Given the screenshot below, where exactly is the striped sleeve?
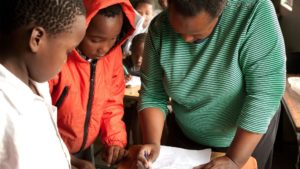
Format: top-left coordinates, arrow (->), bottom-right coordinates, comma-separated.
238,0 -> 286,133
137,16 -> 169,117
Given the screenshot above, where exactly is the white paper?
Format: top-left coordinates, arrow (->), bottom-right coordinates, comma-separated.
126,75 -> 141,87
152,146 -> 211,169
288,77 -> 300,96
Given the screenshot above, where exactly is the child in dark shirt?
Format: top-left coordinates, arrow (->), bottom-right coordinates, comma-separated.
123,33 -> 147,77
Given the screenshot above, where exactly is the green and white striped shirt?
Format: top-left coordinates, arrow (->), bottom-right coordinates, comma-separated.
138,0 -> 286,147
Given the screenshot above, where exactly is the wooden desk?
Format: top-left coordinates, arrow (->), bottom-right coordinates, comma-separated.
124,86 -> 141,145
118,146 -> 257,169
282,75 -> 300,169
124,86 -> 140,101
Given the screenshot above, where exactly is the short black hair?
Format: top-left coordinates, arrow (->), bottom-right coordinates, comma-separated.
131,33 -> 147,50
133,0 -> 154,9
168,0 -> 226,18
98,4 -> 123,17
158,0 -> 168,9
0,0 -> 86,35
98,4 -> 131,45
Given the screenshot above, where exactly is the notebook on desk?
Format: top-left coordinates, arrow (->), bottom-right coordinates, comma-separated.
288,77 -> 300,96
126,76 -> 141,87
151,146 -> 211,169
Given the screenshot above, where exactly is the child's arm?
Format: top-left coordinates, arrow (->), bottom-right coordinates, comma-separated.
100,52 -> 128,165
102,146 -> 128,167
71,155 -> 95,169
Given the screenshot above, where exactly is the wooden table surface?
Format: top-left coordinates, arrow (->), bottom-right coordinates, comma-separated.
124,86 -> 140,100
282,75 -> 300,168
283,75 -> 300,131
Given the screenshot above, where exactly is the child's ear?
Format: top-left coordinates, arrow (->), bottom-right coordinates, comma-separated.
29,27 -> 46,53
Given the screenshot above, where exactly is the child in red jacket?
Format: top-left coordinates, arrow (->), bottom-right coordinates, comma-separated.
49,0 -> 135,167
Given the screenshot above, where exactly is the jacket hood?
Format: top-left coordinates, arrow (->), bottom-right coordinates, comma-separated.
83,0 -> 136,46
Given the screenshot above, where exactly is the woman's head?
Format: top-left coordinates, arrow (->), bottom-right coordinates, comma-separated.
130,33 -> 147,68
0,0 -> 87,82
167,0 -> 226,43
167,0 -> 226,18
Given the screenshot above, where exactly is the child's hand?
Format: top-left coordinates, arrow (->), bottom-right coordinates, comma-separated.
125,74 -> 132,83
102,146 -> 128,167
71,155 -> 95,169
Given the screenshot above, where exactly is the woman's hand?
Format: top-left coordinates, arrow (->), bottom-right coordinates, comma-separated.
136,144 -> 160,169
193,155 -> 239,169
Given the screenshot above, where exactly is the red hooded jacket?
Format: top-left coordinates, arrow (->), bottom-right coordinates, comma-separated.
49,0 -> 135,153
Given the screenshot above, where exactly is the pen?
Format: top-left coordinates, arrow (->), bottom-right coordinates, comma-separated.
136,151 -> 151,169
144,151 -> 150,169
123,65 -> 130,76
144,151 -> 149,160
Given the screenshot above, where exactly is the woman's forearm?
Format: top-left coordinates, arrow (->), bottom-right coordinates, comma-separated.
226,128 -> 263,167
139,108 -> 165,145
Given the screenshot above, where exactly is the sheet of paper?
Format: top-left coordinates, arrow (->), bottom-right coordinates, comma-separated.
288,77 -> 300,96
152,146 -> 211,169
126,75 -> 141,87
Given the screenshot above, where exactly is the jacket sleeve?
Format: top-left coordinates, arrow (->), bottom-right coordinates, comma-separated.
100,50 -> 127,148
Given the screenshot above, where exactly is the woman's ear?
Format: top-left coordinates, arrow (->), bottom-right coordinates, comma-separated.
29,27 -> 46,53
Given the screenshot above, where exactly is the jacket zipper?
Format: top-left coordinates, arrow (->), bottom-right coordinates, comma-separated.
55,86 -> 69,108
78,60 -> 97,153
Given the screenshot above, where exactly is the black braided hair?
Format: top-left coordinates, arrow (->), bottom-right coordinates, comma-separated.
131,33 -> 147,51
97,4 -> 131,44
168,0 -> 227,18
98,4 -> 123,17
0,0 -> 86,35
